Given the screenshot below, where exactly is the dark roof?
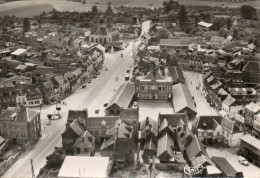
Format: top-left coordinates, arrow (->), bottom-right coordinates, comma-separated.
223,94 -> 236,106
156,132 -> 175,158
0,106 -> 39,122
43,81 -> 54,90
168,66 -> 186,84
120,108 -> 139,121
196,115 -> 223,130
242,61 -> 260,73
69,120 -> 84,136
212,156 -> 237,177
90,26 -> 108,36
143,70 -> 165,80
186,135 -> 206,159
158,113 -> 188,127
85,116 -> 120,129
191,154 -> 215,167
106,83 -> 135,109
67,110 -> 87,124
172,84 -> 197,114
144,137 -> 156,151
140,116 -> 158,131
160,38 -> 197,47
73,130 -> 94,148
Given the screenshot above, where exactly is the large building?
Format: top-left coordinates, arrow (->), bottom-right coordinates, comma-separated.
89,2 -> 117,44
0,105 -> 41,145
135,63 -> 172,100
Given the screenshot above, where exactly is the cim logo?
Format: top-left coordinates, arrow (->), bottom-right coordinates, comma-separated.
184,164 -> 205,176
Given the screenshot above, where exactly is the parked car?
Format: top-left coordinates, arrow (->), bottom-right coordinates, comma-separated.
126,70 -> 130,73
103,103 -> 108,107
88,80 -> 92,83
82,85 -> 86,88
95,109 -> 100,114
239,156 -> 249,166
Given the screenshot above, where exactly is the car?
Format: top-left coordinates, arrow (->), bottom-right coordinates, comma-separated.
82,85 -> 86,88
103,103 -> 108,107
88,80 -> 92,83
95,109 -> 100,114
121,53 -> 123,57
93,75 -> 97,78
105,68 -> 108,71
238,156 -> 249,166
126,70 -> 130,73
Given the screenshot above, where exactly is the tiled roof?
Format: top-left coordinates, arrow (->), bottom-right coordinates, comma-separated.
69,120 -> 84,136
223,95 -> 236,106
120,108 -> 139,121
168,66 -> 186,84
196,115 -> 223,131
73,130 -> 94,148
212,156 -> 237,177
221,117 -> 240,134
143,70 -> 164,80
172,84 -> 197,114
43,81 -> 54,90
191,154 -> 215,167
217,88 -> 228,96
144,137 -> 156,151
186,135 -> 206,159
106,83 -> 135,109
140,116 -> 158,131
158,113 -> 188,127
67,110 -> 87,124
0,106 -> 39,122
242,61 -> 260,73
156,132 -> 175,158
90,26 -> 108,36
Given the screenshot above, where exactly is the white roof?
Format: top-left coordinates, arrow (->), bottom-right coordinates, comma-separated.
241,134 -> 260,149
245,102 -> 260,113
206,165 -> 222,175
198,21 -> 213,28
11,48 -> 27,56
58,156 -> 110,178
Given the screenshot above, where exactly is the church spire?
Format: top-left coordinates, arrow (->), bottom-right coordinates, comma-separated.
106,1 -> 113,29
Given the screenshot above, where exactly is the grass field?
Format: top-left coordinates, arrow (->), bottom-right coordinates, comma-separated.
0,3 -> 53,17
0,0 -> 259,17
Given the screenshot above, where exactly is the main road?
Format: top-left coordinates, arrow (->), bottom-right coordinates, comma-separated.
3,42 -> 135,178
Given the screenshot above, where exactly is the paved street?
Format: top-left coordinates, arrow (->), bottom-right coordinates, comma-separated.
3,42 -> 134,178
183,71 -> 218,116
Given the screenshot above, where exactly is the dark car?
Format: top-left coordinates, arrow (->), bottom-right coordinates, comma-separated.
88,80 -> 92,83
103,103 -> 108,107
82,85 -> 86,88
121,53 -> 123,57
95,109 -> 100,114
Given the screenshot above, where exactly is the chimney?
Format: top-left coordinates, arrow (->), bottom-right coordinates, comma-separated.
146,117 -> 149,126
83,108 -> 88,129
20,104 -> 26,113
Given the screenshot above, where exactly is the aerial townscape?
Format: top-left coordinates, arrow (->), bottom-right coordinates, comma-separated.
0,0 -> 260,177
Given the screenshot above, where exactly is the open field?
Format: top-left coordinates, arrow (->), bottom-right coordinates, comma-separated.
0,3 -> 53,17
0,0 -> 259,17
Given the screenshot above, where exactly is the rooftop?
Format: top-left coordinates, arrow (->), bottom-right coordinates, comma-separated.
240,134 -> 260,150
58,156 -> 110,178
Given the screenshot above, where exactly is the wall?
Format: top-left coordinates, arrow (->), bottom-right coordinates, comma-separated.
0,152 -> 21,177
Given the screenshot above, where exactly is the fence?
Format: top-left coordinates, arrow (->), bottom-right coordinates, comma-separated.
0,152 -> 21,177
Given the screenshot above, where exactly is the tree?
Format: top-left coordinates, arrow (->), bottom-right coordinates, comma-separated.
233,28 -> 238,39
240,5 -> 257,20
226,18 -> 232,30
163,0 -> 177,14
23,18 -> 30,33
92,5 -> 98,13
157,29 -> 170,39
177,5 -> 187,28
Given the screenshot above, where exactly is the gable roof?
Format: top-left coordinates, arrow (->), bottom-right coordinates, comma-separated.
160,39 -> 197,47
168,66 -> 186,84
212,156 -> 237,177
69,120 -> 84,136
11,48 -> 27,56
245,102 -> 260,113
85,116 -> 120,129
73,130 -> 94,148
242,61 -> 260,73
106,83 -> 135,109
172,83 -> 197,114
43,81 -> 54,90
186,135 -> 206,159
191,154 -> 215,167
67,110 -> 87,124
196,115 -> 223,131
198,21 -> 213,28
156,132 -> 175,158
0,106 -> 39,122
140,116 -> 158,131
143,70 -> 165,80
223,95 -> 236,106
90,26 -> 108,36
158,113 -> 188,127
222,117 -> 240,134
144,137 -> 156,151
217,88 -> 228,96
240,134 -> 260,150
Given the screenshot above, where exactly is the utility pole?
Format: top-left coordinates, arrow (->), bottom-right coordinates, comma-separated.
30,159 -> 35,178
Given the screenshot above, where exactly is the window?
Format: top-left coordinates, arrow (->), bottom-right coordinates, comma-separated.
217,132 -> 219,136
159,87 -> 161,91
162,87 -> 165,91
141,86 -> 144,91
208,133 -> 213,136
227,133 -> 229,137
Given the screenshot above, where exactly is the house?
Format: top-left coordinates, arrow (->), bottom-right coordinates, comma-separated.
51,75 -> 65,95
198,21 -> 213,30
100,119 -> 135,167
211,156 -> 238,177
106,83 -> 135,115
0,48 -> 11,58
157,131 -> 176,163
58,156 -> 112,178
73,130 -> 95,156
242,61 -> 260,84
253,113 -> 260,138
168,66 -> 186,85
23,84 -> 43,107
193,115 -> 223,144
67,109 -> 88,127
135,63 -> 172,100
222,94 -> 236,113
239,134 -> 260,166
172,83 -> 197,119
159,38 -> 197,51
244,102 -> 260,136
11,48 -> 27,60
62,120 -> 84,153
222,117 -> 243,147
41,81 -> 59,104
0,105 -> 41,145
